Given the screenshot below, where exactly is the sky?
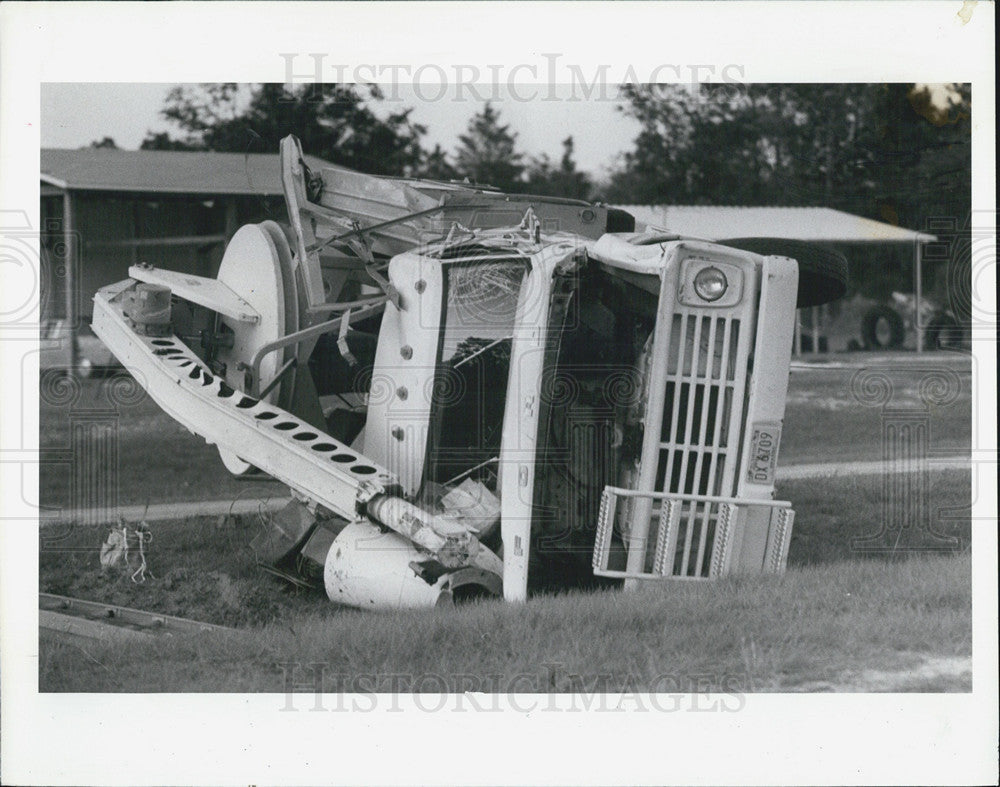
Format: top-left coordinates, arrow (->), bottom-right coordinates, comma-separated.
40,83 -> 643,180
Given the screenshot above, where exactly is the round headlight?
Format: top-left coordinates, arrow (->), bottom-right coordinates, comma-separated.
693,267 -> 728,302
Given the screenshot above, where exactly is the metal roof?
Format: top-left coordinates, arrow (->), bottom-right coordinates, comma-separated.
615,205 -> 937,244
40,148 -> 337,196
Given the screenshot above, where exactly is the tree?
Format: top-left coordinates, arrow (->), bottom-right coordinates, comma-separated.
605,82 -> 972,321
416,143 -> 459,181
862,83 -> 971,228
141,83 -> 427,176
524,136 -> 593,200
139,132 -> 202,151
605,83 -> 969,217
453,103 -> 525,191
602,85 -> 706,204
605,83 -> 822,205
87,136 -> 118,149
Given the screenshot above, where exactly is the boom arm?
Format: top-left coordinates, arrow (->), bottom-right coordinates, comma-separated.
92,282 -> 482,568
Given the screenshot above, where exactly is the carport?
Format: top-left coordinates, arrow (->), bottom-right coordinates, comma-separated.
40,148 -> 334,372
615,205 -> 938,353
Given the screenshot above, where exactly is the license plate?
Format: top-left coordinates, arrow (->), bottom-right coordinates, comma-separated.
747,423 -> 781,485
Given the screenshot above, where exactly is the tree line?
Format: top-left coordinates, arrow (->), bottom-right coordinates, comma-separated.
96,82 -> 971,242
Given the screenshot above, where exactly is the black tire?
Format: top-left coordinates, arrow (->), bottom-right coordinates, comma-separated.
926,313 -> 967,350
862,305 -> 905,350
717,237 -> 849,308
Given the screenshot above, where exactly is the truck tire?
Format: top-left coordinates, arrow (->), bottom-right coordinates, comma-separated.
717,237 -> 849,308
862,305 -> 905,349
926,313 -> 966,350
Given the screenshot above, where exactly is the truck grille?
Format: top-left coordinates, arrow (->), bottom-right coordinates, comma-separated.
600,298 -> 755,580
653,311 -> 749,576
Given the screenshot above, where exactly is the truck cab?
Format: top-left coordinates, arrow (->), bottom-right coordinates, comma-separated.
92,135 -> 813,609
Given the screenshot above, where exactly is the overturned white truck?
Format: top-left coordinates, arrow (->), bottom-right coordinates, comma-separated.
92,135 -> 847,608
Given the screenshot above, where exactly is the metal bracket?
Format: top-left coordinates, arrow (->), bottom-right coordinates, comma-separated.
337,309 -> 358,367
248,295 -> 387,390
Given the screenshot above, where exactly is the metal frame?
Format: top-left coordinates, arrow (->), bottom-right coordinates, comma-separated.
247,296 -> 387,394
621,242 -> 758,589
92,286 -> 393,524
593,486 -> 793,581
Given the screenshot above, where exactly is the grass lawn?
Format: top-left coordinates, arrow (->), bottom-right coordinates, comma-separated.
38,358 -> 972,510
37,355 -> 973,692
39,470 -> 972,692
39,362 -> 972,507
39,374 -> 279,508
780,359 -> 972,464
39,555 -> 971,693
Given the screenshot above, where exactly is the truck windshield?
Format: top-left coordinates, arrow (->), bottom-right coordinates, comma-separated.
422,259 -> 527,496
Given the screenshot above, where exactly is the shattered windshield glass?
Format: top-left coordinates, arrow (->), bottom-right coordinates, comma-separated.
423,259 -> 527,497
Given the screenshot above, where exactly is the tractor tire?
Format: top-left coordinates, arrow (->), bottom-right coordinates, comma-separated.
925,313 -> 967,350
862,305 -> 905,350
717,237 -> 849,308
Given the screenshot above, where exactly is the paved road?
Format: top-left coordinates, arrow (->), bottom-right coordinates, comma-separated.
790,351 -> 972,370
777,457 -> 972,479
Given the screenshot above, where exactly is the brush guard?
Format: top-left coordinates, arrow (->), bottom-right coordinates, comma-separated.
592,486 -> 794,580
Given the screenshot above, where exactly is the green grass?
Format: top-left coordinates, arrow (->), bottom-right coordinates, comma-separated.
38,360 -> 972,509
781,468 -> 971,565
781,364 -> 972,464
39,376 -> 276,508
39,555 -> 970,693
38,358 -> 973,692
39,471 -> 972,692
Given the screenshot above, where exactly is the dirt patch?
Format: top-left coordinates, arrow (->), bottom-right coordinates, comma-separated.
39,515 -> 341,627
42,563 -> 289,627
784,654 -> 971,692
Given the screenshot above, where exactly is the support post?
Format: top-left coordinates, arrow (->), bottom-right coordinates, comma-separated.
129,198 -> 138,267
913,240 -> 924,353
63,190 -> 77,375
225,199 -> 238,241
811,305 -> 820,355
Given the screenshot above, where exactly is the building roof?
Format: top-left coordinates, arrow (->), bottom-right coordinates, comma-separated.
40,148 -> 337,196
615,205 -> 937,244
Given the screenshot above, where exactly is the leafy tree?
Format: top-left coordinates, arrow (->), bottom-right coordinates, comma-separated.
416,143 -> 460,181
453,103 -> 525,191
524,136 -> 593,200
863,83 -> 970,228
141,83 -> 427,176
605,83 -> 970,219
139,132 -> 202,151
602,85 -> 705,204
604,83 -> 831,205
87,136 -> 118,149
605,82 -> 972,320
